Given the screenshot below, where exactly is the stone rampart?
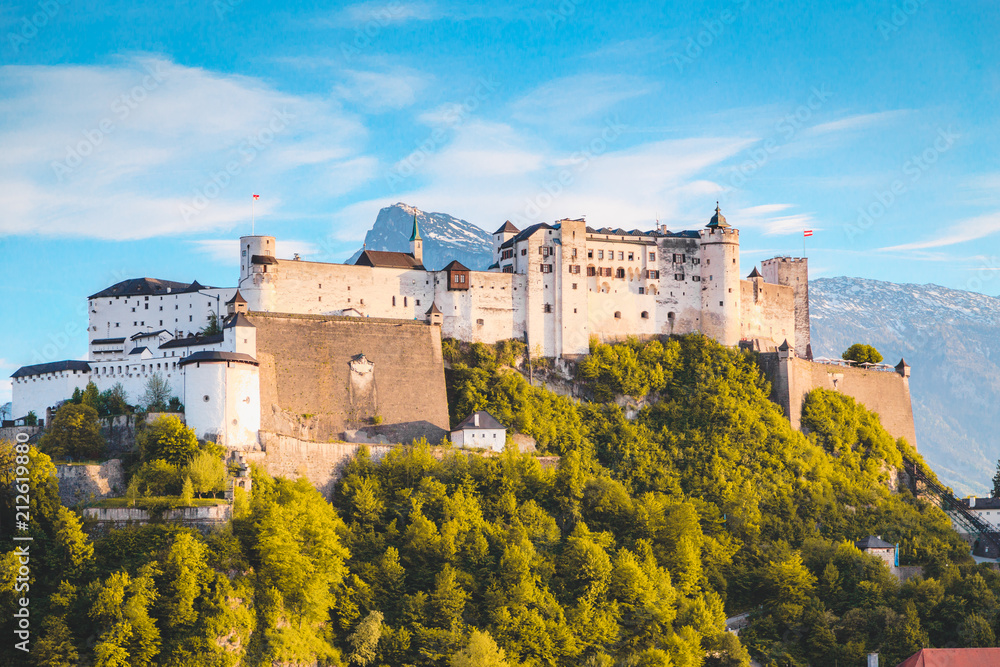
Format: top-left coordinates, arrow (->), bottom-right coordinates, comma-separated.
760,354 -> 917,448
250,312 -> 449,443
56,459 -> 125,505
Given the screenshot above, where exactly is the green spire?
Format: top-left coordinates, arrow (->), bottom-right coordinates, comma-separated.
409,212 -> 422,241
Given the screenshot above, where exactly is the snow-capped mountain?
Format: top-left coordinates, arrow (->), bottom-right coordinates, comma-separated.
348,203 -> 494,271
811,277 -> 1000,496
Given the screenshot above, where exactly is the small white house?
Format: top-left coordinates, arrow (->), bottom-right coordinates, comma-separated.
451,411 -> 506,452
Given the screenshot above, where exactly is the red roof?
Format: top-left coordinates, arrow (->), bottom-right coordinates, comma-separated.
897,648 -> 1000,667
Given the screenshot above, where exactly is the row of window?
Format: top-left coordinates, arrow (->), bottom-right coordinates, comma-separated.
586,249 -> 655,262
583,267 -> 661,279
390,297 -> 422,307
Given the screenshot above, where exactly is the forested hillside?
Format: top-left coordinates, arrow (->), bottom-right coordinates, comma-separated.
1,335 -> 996,666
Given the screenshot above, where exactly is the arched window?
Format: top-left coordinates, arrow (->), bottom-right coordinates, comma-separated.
640,311 -> 649,319
615,267 -> 625,279
614,311 -> 622,319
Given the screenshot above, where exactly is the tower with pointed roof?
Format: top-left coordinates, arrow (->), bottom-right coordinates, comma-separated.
409,213 -> 423,265
491,220 -> 519,267
699,204 -> 742,346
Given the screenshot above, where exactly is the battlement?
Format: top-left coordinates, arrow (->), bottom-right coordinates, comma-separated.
762,256 -> 807,264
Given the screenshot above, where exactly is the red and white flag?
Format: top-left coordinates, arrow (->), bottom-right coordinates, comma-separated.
803,229 -> 813,237
253,194 -> 260,200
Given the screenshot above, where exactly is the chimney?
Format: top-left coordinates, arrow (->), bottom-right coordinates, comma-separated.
473,413 -> 480,427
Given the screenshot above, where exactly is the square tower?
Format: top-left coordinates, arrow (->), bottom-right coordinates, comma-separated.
761,257 -> 810,353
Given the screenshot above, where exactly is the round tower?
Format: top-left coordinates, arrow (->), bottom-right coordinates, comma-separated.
699,205 -> 742,346
239,235 -> 277,312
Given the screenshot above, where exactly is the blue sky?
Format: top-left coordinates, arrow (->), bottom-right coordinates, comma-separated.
1,0 -> 999,404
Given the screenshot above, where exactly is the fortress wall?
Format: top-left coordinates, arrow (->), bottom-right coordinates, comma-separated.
438,270 -> 525,345
740,280 -> 796,351
761,354 -> 917,448
250,312 -> 450,443
263,260 -> 435,319
256,431 -> 396,497
56,459 -> 125,505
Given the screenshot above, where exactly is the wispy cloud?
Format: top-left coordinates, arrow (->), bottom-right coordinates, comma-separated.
0,57 -> 371,240
880,212 -> 1000,251
734,204 -> 819,236
333,68 -> 429,111
802,110 -> 911,137
510,74 -> 658,128
328,1 -> 437,27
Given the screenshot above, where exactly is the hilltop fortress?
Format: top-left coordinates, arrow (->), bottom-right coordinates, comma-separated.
10,205 -> 916,454
241,206 -> 809,358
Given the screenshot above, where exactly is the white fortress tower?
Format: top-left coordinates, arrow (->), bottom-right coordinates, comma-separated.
239,235 -> 278,312
699,205 -> 742,346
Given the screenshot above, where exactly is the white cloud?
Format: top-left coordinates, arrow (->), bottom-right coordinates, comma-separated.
0,57 -> 370,240
510,74 -> 658,128
334,68 -> 429,111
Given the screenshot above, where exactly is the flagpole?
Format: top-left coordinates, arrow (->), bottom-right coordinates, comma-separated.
252,195 -> 255,236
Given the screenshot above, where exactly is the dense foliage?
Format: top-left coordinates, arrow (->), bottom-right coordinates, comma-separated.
38,402 -> 106,461
0,335 -> 993,666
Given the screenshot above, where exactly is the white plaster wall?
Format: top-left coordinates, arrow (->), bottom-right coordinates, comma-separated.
182,360 -> 259,448
11,370 -> 89,422
89,288 -> 234,346
452,427 -> 506,451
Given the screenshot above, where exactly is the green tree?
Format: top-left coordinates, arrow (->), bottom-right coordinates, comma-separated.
200,312 -> 222,336
39,403 -> 105,460
450,630 -> 510,667
133,459 -> 183,496
24,410 -> 38,426
180,476 -> 194,504
184,450 -> 225,497
101,383 -> 131,416
842,343 -> 884,364
141,373 -> 172,412
347,610 -> 383,665
139,415 -> 199,465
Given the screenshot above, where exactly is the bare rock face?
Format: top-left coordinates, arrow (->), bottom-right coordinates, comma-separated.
347,202 -> 493,270
811,276 -> 1000,496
